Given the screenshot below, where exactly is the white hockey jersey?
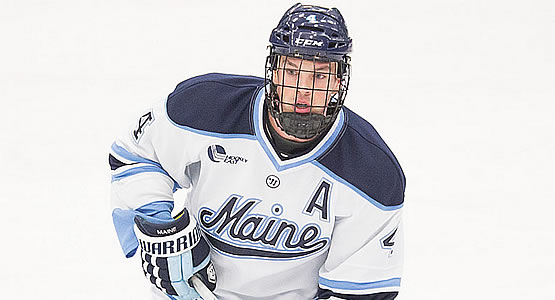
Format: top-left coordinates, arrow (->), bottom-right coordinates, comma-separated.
110,73 -> 406,300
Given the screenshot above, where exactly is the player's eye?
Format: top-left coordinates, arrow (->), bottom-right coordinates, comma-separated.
315,72 -> 328,80
285,68 -> 298,76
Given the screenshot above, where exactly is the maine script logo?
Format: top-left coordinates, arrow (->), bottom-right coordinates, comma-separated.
199,195 -> 329,259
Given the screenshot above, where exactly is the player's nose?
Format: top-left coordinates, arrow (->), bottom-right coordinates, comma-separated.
297,73 -> 314,95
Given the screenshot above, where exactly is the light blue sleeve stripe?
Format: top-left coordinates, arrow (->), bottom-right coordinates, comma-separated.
110,148 -> 181,189
319,277 -> 401,291
111,142 -> 163,167
111,165 -> 171,182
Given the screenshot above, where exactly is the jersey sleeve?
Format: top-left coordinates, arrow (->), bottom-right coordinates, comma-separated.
315,107 -> 405,299
109,100 -> 194,258
108,73 -> 261,258
317,200 -> 403,299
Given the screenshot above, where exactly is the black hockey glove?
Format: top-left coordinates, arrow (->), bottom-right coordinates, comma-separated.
134,208 -> 216,299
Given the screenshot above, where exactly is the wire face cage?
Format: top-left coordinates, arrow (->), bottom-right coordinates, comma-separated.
264,48 -> 351,140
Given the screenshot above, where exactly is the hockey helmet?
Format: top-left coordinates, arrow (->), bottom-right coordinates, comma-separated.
265,3 -> 352,139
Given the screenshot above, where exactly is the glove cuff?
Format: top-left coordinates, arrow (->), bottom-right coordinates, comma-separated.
134,211 -> 201,257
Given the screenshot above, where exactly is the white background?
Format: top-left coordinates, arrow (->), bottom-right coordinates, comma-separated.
1,0 -> 554,299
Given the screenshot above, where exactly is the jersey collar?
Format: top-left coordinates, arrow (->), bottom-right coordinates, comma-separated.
253,87 -> 345,171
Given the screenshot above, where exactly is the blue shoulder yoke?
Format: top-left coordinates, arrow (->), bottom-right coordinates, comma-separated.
317,108 -> 406,207
166,73 -> 263,136
166,73 -> 405,207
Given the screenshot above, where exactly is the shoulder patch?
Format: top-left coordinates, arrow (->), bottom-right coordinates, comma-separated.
132,110 -> 154,143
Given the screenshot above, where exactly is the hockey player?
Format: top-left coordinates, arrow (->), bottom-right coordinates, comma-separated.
110,3 -> 405,300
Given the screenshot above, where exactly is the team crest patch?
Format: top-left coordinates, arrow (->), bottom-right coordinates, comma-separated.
207,145 -> 247,164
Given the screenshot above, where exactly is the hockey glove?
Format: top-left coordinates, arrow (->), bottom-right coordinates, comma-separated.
134,208 -> 216,300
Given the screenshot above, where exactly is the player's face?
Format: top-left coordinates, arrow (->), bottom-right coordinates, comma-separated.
273,56 -> 340,115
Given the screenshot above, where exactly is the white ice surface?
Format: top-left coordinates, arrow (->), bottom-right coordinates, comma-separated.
1,1 -> 554,299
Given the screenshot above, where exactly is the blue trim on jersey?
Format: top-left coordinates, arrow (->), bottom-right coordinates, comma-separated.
111,143 -> 163,167
164,100 -> 257,141
111,165 -> 170,182
111,143 -> 181,189
252,88 -> 345,171
311,161 -> 403,211
319,277 -> 401,291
